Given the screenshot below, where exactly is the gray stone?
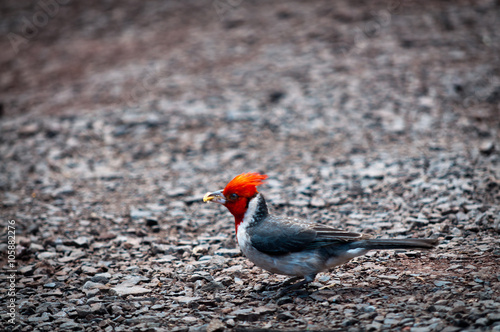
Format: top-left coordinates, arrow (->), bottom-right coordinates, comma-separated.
215,248 -> 241,257
111,285 -> 151,296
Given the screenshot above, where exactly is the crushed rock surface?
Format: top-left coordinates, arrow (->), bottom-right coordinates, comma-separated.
0,0 -> 499,331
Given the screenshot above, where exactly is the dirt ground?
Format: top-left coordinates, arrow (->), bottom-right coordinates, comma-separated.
1,0 -> 499,331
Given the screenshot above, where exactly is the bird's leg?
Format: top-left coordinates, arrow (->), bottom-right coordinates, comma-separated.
272,274 -> 316,299
265,277 -> 302,291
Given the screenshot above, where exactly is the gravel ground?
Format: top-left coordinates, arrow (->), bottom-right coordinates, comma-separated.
1,0 -> 499,331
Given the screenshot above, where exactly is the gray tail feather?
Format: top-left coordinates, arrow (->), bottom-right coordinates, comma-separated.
350,239 -> 438,251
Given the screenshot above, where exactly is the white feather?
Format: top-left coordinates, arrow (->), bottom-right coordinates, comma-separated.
236,195 -> 259,251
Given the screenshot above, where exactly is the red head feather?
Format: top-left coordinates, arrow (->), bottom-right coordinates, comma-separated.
222,173 -> 268,233
223,172 -> 268,198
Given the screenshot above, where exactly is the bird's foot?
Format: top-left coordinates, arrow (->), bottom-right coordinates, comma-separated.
269,275 -> 316,299
264,277 -> 302,291
271,281 -> 309,299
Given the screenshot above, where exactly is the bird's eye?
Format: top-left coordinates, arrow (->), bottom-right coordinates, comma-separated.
229,193 -> 239,200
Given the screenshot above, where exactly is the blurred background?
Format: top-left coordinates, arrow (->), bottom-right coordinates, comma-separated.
1,0 -> 500,330
1,0 -> 499,236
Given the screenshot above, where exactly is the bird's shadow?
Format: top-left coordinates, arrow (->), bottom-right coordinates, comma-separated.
250,283 -> 387,302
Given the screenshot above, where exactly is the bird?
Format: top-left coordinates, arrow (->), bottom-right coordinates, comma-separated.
203,172 -> 438,296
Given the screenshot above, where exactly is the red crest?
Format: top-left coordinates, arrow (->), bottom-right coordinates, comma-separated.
223,172 -> 268,198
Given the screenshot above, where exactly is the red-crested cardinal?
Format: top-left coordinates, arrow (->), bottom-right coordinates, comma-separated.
203,172 -> 438,296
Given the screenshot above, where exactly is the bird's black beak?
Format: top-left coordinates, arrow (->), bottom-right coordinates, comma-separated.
203,190 -> 226,205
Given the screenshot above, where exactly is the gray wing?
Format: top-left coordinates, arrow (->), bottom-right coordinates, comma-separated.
249,216 -> 367,256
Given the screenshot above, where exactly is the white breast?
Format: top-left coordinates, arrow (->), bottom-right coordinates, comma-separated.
236,196 -> 324,277
236,195 -> 260,254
